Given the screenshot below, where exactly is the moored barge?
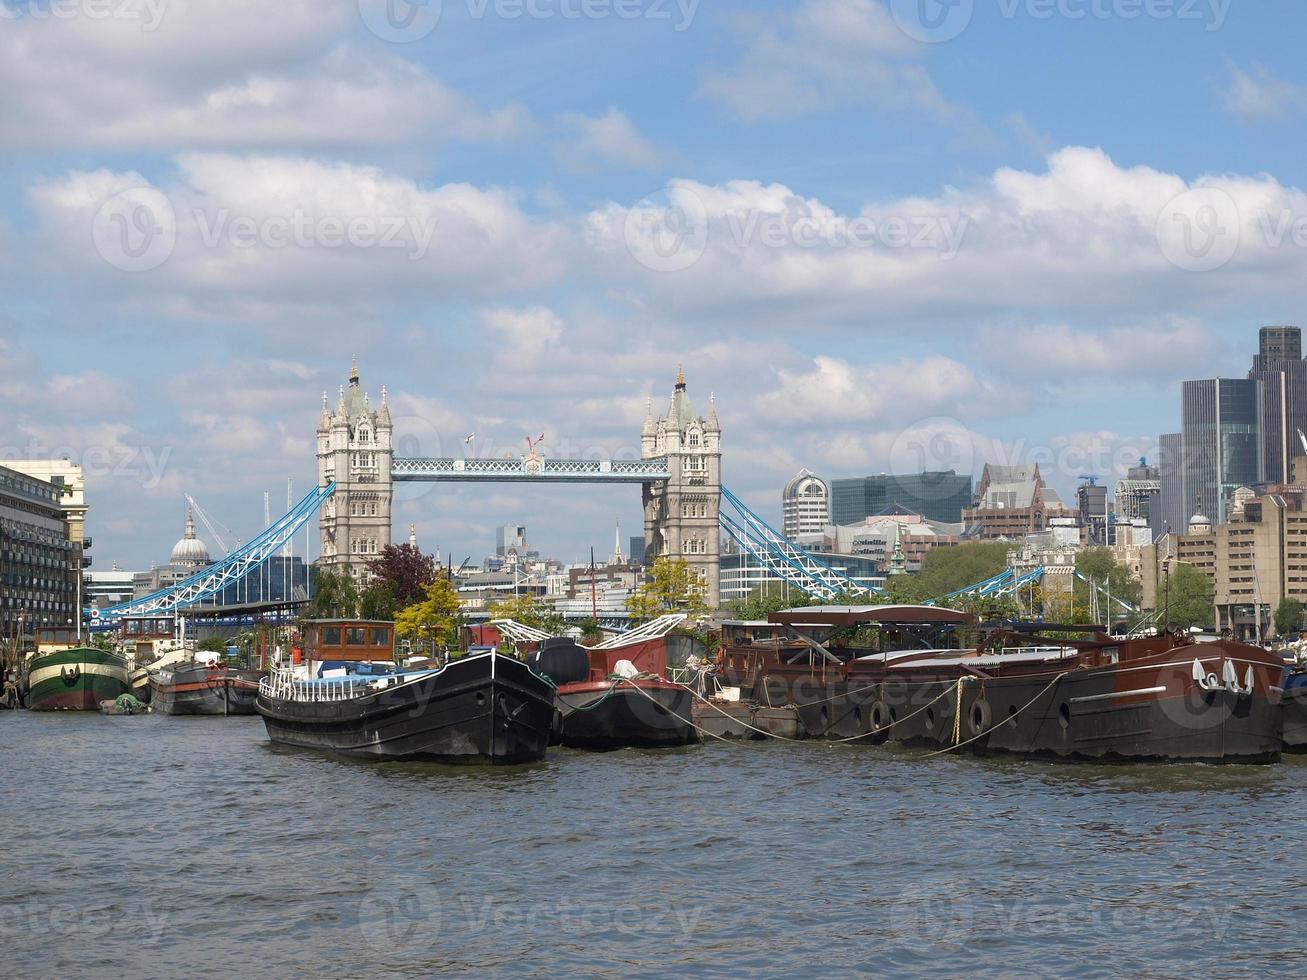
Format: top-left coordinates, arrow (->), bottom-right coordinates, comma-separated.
26,646 -> 130,711
150,660 -> 264,716
255,620 -> 556,764
716,606 -> 1286,763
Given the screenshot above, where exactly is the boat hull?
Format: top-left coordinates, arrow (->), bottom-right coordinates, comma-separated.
150,664 -> 263,716
556,680 -> 697,750
256,654 -> 555,765
1282,674 -> 1307,750
876,651 -> 1284,763
26,649 -> 130,711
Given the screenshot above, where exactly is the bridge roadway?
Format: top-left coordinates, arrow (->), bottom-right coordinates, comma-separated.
391,457 -> 671,484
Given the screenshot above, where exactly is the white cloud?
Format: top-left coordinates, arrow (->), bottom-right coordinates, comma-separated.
28,155 -> 569,305
1221,61 -> 1306,122
699,0 -> 952,120
556,109 -> 662,171
0,4 -> 529,150
588,146 -> 1307,326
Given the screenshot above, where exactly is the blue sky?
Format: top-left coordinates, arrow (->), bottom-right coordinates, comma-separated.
2,0 -> 1306,570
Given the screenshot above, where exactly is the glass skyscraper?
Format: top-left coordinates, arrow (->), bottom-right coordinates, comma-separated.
831,471 -> 972,526
1181,378 -> 1259,525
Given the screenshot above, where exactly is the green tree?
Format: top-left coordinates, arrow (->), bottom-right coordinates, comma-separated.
731,584 -> 816,621
1275,597 -> 1304,636
1164,563 -> 1215,631
360,580 -> 399,621
309,566 -> 359,619
627,557 -> 711,621
395,576 -> 463,649
196,636 -> 229,654
574,617 -> 604,645
913,542 -> 1013,600
485,593 -> 568,635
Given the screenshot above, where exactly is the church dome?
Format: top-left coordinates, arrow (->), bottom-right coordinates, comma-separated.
171,508 -> 211,567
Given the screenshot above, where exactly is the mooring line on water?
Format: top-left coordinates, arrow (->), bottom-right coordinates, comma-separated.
919,671 -> 1069,759
673,678 -> 960,745
618,679 -> 739,744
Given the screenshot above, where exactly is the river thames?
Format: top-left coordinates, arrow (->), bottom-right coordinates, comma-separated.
5,710 -> 1304,978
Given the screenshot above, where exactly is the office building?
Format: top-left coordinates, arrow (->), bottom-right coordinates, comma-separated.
962,464 -> 1074,540
0,464 -> 81,640
1181,378 -> 1259,525
1249,325 -> 1307,485
1157,433 -> 1187,539
1115,458 -> 1161,527
831,471 -> 972,526
1077,481 -> 1109,545
781,470 -> 830,539
495,525 -> 528,558
1141,487 -> 1307,640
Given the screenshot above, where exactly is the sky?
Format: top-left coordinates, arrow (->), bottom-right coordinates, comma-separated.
3,0 -> 1307,571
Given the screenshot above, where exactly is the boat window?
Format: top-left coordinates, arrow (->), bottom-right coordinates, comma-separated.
322,627 -> 342,646
347,627 -> 366,646
371,628 -> 390,647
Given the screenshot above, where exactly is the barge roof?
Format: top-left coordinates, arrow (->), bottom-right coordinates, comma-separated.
769,605 -> 975,627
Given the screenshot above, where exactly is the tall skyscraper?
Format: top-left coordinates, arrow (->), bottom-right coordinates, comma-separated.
781,469 -> 830,539
1249,325 -> 1307,485
1181,378 -> 1259,525
831,471 -> 972,525
1157,434 -> 1186,538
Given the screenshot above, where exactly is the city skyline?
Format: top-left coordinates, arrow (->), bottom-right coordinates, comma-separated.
5,2 -> 1307,569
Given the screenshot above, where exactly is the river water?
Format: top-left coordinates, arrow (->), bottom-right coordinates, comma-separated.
4,710 -> 1305,978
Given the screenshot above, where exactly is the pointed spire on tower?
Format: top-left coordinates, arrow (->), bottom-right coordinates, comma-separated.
337,384 -> 346,413
707,390 -> 721,432
642,396 -> 655,436
612,520 -> 624,566
350,354 -> 360,385
676,364 -> 686,389
378,385 -> 391,424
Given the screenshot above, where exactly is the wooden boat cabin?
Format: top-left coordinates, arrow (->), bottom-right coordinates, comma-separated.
302,619 -> 396,668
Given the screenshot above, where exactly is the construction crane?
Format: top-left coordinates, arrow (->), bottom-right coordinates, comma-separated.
183,493 -> 235,556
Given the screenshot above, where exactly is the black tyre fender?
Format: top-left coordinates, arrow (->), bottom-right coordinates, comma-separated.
968,696 -> 993,737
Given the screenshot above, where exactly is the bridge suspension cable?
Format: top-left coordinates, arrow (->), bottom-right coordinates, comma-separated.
99,482 -> 336,619
718,485 -> 882,600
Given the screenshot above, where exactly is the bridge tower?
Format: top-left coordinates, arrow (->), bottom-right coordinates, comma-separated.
316,358 -> 393,583
642,369 -> 722,608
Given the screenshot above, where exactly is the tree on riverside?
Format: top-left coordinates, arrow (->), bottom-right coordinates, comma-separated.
731,584 -> 818,621
1275,598 -> 1304,637
366,544 -> 438,607
875,542 -> 1012,607
308,566 -> 359,619
394,575 -> 463,649
1162,563 -> 1214,631
627,557 -> 711,622
485,593 -> 568,636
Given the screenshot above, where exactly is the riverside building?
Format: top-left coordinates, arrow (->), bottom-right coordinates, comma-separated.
0,464 -> 81,642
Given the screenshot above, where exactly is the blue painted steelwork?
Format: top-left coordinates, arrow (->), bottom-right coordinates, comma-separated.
392,457 -> 671,484
719,485 -> 882,599
98,482 -> 336,619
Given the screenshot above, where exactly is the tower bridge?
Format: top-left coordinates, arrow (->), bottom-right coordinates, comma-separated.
318,361 -> 724,606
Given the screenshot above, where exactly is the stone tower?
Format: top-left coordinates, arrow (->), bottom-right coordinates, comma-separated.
317,357 -> 393,583
642,369 -> 722,608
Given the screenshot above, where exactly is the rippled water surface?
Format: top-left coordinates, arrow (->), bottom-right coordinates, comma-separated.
5,709 -> 1307,978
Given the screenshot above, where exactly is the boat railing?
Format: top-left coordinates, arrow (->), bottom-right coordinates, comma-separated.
259,668 -> 373,703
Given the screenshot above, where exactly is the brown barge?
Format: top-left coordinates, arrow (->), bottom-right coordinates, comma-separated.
714,606 -> 1286,763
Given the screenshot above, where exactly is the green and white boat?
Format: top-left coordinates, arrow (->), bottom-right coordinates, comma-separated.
26,647 -> 130,711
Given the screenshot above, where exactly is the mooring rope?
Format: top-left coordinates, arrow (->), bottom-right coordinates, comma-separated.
920,671 -> 1069,759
